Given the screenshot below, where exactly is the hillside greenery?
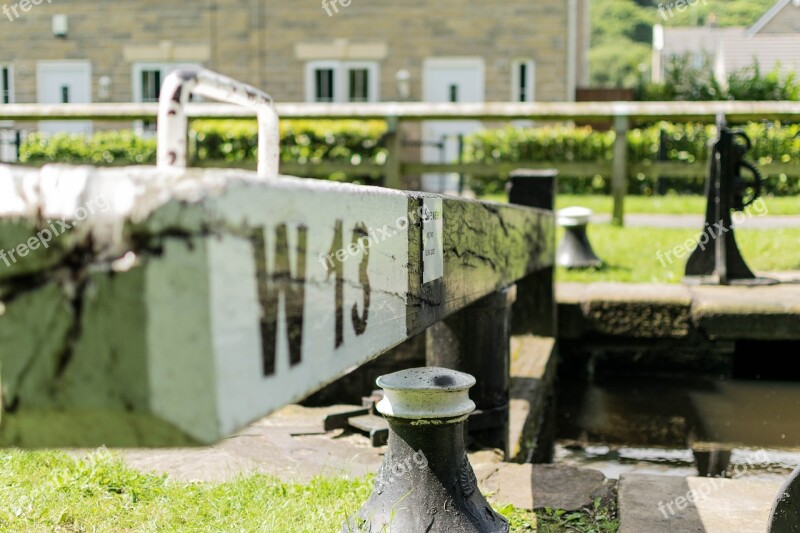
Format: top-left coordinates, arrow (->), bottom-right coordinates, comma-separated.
591,0 -> 775,88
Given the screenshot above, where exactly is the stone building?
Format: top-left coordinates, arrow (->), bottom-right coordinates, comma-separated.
0,0 -> 589,110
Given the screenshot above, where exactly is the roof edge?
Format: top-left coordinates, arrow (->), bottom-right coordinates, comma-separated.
747,0 -> 793,36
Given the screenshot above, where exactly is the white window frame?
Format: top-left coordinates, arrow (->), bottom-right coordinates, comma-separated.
132,62 -> 200,134
132,62 -> 202,103
1,64 -> 14,105
304,61 -> 380,103
511,59 -> 536,103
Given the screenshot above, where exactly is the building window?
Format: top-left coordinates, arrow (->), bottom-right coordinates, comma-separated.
139,69 -> 162,103
315,67 -> 335,103
1,65 -> 13,104
306,61 -> 379,103
348,68 -> 370,103
511,60 -> 535,103
132,62 -> 200,103
132,62 -> 199,132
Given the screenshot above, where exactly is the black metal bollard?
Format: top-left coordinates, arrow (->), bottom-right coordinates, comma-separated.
347,367 -> 509,533
769,465 -> 800,532
556,207 -> 603,269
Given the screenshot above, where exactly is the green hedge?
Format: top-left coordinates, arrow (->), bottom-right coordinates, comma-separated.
20,119 -> 388,186
463,122 -> 800,196
20,130 -> 158,165
18,120 -> 800,196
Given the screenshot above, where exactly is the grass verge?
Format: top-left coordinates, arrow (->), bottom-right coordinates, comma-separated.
0,450 -> 618,532
479,194 -> 799,216
557,226 -> 800,283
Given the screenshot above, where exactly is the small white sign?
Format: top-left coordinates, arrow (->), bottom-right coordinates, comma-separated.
422,198 -> 444,283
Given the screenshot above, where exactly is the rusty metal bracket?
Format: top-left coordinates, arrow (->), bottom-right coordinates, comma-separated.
323,391 -> 389,447
157,68 -> 280,179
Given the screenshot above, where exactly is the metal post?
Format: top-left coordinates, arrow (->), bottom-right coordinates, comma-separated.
612,113 -> 629,226
157,68 -> 280,179
426,287 -> 515,456
684,116 -> 777,286
349,367 -> 509,533
507,169 -> 557,337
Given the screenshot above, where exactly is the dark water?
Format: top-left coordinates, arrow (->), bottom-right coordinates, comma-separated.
554,375 -> 800,480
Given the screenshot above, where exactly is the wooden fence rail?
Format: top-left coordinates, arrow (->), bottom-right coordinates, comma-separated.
2,101 -> 800,225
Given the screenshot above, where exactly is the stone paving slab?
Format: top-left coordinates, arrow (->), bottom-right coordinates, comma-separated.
558,274 -> 800,341
691,282 -> 800,341
479,462 -> 616,512
119,405 -> 386,484
117,405 -> 510,486
618,473 -> 784,533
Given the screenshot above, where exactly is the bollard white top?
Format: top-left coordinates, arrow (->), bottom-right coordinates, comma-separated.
557,206 -> 593,227
376,367 -> 476,421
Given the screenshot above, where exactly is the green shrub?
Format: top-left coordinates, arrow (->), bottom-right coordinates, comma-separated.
20,130 -> 158,165
18,120 -> 800,196
20,119 -> 388,185
463,122 -> 800,196
636,54 -> 800,102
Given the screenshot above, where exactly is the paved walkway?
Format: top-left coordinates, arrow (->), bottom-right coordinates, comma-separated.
592,213 -> 800,229
558,272 -> 800,341
110,404 -> 788,531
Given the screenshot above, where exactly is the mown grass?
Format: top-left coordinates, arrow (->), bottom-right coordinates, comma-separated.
555,194 -> 799,217
0,449 -> 375,532
0,449 -> 613,532
557,226 -> 800,284
480,194 -> 800,216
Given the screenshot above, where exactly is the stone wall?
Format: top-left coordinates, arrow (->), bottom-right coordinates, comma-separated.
0,0 -> 577,105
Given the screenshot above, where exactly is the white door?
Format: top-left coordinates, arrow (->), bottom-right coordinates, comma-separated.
37,61 -> 92,135
422,58 -> 484,194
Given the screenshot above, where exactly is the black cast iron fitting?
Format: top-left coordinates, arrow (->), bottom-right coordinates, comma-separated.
346,367 -> 509,533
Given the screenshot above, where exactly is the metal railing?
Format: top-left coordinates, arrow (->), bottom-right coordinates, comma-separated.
2,101 -> 799,225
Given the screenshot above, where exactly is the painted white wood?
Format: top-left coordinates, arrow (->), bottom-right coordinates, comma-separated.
0,165 -> 553,445
36,61 -> 92,135
196,179 -> 410,440
2,101 -> 800,122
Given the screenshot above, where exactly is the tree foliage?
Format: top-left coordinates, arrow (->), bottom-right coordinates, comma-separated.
590,0 -> 776,87
636,54 -> 800,101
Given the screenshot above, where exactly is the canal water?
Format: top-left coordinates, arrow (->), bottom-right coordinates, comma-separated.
554,374 -> 800,481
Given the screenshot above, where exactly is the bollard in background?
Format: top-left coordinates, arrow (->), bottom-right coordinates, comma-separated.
348,367 -> 508,533
556,206 -> 603,269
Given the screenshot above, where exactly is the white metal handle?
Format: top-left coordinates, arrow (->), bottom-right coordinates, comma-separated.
157,68 -> 280,179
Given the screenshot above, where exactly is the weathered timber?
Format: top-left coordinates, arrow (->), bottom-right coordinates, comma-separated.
0,164 -> 553,447
2,101 -> 800,123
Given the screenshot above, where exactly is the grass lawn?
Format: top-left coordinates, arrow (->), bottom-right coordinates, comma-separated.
0,450 -> 619,532
480,194 -> 800,216
557,226 -> 800,284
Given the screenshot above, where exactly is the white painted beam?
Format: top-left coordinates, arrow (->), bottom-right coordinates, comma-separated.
0,164 -> 553,446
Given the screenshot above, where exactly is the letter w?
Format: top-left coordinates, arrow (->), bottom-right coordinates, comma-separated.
252,224 -> 308,376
